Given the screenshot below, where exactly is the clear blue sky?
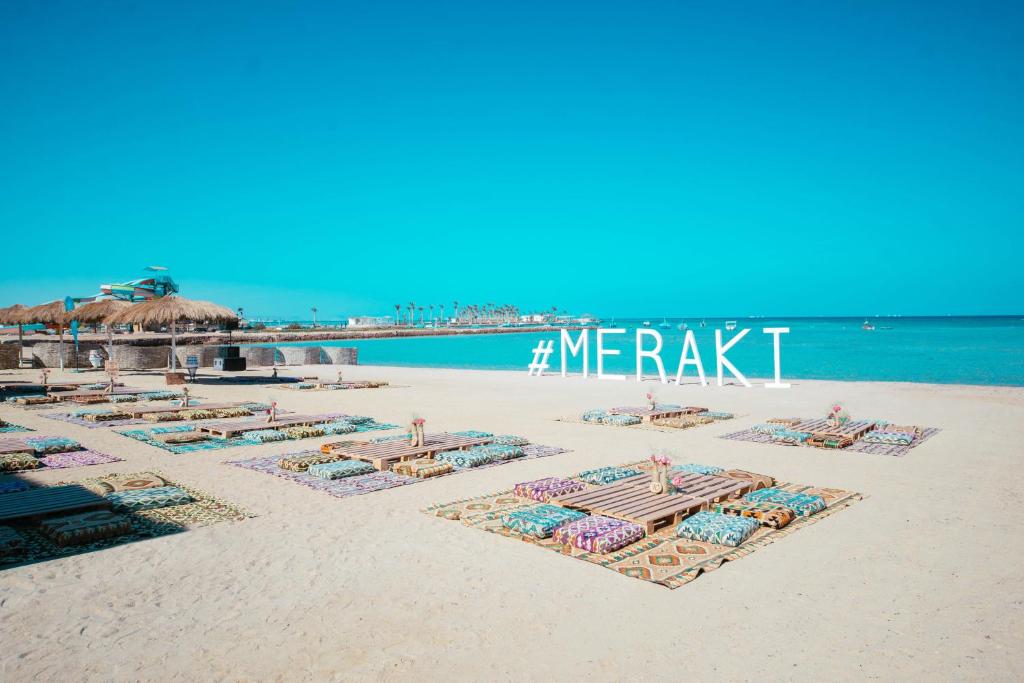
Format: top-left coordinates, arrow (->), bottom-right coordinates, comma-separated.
1,1 -> 1021,318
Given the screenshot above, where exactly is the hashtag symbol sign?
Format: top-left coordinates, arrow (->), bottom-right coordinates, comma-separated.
527,340 -> 555,376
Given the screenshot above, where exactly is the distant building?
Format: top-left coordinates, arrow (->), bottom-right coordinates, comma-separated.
520,313 -> 546,323
347,316 -> 395,328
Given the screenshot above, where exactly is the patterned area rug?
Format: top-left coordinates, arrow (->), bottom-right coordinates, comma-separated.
556,415 -> 734,433
43,405 -> 285,429
0,422 -> 32,433
0,471 -> 252,569
36,449 -> 122,470
423,461 -> 862,589
118,415 -> 396,454
720,426 -> 940,457
227,443 -> 570,500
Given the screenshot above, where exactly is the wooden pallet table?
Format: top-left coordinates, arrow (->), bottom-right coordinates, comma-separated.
52,387 -> 148,403
793,419 -> 876,441
324,433 -> 494,471
0,485 -> 111,523
607,406 -> 707,423
124,402 -> 247,418
0,438 -> 34,455
551,472 -> 751,533
199,414 -> 332,439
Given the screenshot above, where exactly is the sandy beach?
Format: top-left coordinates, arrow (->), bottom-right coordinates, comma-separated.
1,364 -> 1022,681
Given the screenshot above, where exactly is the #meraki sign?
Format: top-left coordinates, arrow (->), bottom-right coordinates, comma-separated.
539,327 -> 790,388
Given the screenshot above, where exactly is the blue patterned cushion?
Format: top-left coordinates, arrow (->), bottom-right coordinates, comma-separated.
435,447 -> 496,468
151,425 -> 196,434
670,463 -> 725,475
502,504 -> 587,538
751,423 -> 785,435
676,511 -> 759,547
491,434 -> 529,446
307,460 -> 376,479
452,430 -> 494,438
242,429 -> 288,443
106,486 -> 193,512
770,430 -> 811,444
576,466 -> 641,485
743,488 -> 826,516
602,414 -> 641,426
474,444 -> 525,461
314,422 -> 358,435
581,409 -> 607,422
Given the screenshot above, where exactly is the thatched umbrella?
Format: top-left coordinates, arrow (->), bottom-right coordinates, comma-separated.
70,299 -> 132,361
0,304 -> 28,364
15,301 -> 72,370
105,296 -> 238,370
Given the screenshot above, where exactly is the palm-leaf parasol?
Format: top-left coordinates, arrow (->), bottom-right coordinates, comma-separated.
70,299 -> 133,360
105,296 -> 238,370
14,301 -> 72,370
0,304 -> 28,364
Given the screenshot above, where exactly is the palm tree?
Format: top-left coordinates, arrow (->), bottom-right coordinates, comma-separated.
440,303 -> 445,325
453,300 -> 459,324
408,302 -> 415,326
417,306 -> 424,325
394,303 -> 401,326
428,304 -> 434,323
311,307 -> 318,328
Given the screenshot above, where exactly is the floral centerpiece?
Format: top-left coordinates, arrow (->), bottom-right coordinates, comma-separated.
645,392 -> 656,411
827,402 -> 850,428
648,454 -> 674,494
408,416 -> 425,447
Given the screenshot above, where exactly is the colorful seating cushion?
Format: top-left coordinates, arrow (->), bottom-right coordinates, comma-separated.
551,514 -> 645,553
602,414 -> 642,426
652,415 -> 714,429
39,511 -> 133,546
861,430 -> 915,445
106,486 -> 193,512
576,466 -> 641,485
24,436 -> 81,454
307,459 -> 376,479
581,409 -> 608,423
676,511 -> 759,547
744,488 -> 826,516
279,453 -> 340,472
343,415 -> 374,424
151,425 -> 196,434
92,473 -> 171,494
670,463 -> 724,476
242,429 -> 289,443
0,453 -> 40,472
491,434 -> 529,446
282,425 -> 326,439
502,504 -> 587,538
315,422 -> 358,435
712,500 -> 796,529
699,411 -> 734,420
0,525 -> 24,556
83,411 -> 131,422
452,430 -> 494,438
751,423 -> 785,435
770,430 -> 811,445
435,448 -> 494,468
392,459 -> 455,479
513,477 -> 585,502
471,444 -> 525,461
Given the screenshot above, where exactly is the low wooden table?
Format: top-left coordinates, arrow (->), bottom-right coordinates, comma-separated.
607,406 -> 707,423
551,472 -> 751,533
793,419 -> 876,441
124,402 -> 247,419
0,438 -> 35,455
0,485 -> 111,523
199,414 -> 332,439
324,433 -> 494,471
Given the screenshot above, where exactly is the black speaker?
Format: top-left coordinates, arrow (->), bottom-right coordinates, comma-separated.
217,346 -> 241,359
214,357 -> 246,371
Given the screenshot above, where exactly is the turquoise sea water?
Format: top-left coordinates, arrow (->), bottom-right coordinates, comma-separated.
271,317 -> 1024,386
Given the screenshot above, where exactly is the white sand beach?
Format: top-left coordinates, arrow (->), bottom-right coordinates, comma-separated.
1,365 -> 1022,681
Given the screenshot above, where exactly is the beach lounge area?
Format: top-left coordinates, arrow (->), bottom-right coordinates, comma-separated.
568,400 -> 734,431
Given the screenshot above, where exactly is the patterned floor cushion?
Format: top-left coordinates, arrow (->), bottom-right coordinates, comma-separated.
502,504 -> 587,538
806,435 -> 855,449
770,430 -> 811,445
767,417 -> 803,426
551,514 -> 646,553
712,500 -> 796,529
156,432 -> 209,445
242,429 -> 289,443
392,459 -> 454,478
652,415 -> 714,429
576,466 -> 642,485
139,392 -> 180,401
307,459 -> 376,479
25,436 -> 81,454
83,411 -> 132,422
452,430 -> 494,438
751,423 -> 785,435
491,434 -> 529,446
144,412 -> 185,422
699,411 -> 734,420
92,473 -> 171,494
279,452 -> 341,472
177,409 -> 217,420
210,407 -> 252,419
371,434 -> 413,444
743,488 -> 826,516
39,511 -> 133,546
315,422 -> 358,435
0,525 -> 25,557
151,425 -> 195,434
602,414 -> 642,426
513,477 -> 586,502
581,409 -> 608,423
860,430 -> 916,445
108,394 -> 140,403
670,463 -> 724,476
435,448 -> 495,468
0,453 -> 40,472
283,425 -> 326,440
240,402 -> 272,413
470,444 -> 525,461
343,415 -> 374,425
676,511 -> 759,547
106,486 -> 193,512
720,469 -> 775,491
0,479 -> 33,495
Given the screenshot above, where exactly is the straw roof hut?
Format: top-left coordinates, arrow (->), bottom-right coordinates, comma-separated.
71,299 -> 133,359
0,304 -> 28,364
106,296 -> 238,370
14,300 -> 72,369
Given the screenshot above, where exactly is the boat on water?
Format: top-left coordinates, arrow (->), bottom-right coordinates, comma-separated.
862,320 -> 876,331
658,318 -> 671,329
700,319 -> 706,328
725,320 -> 737,331
642,321 -> 651,327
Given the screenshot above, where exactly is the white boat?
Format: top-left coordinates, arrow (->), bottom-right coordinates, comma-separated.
700,319 -> 706,328
677,322 -> 688,331
862,320 -> 875,331
659,318 -> 671,329
725,320 -> 737,331
642,321 -> 651,327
